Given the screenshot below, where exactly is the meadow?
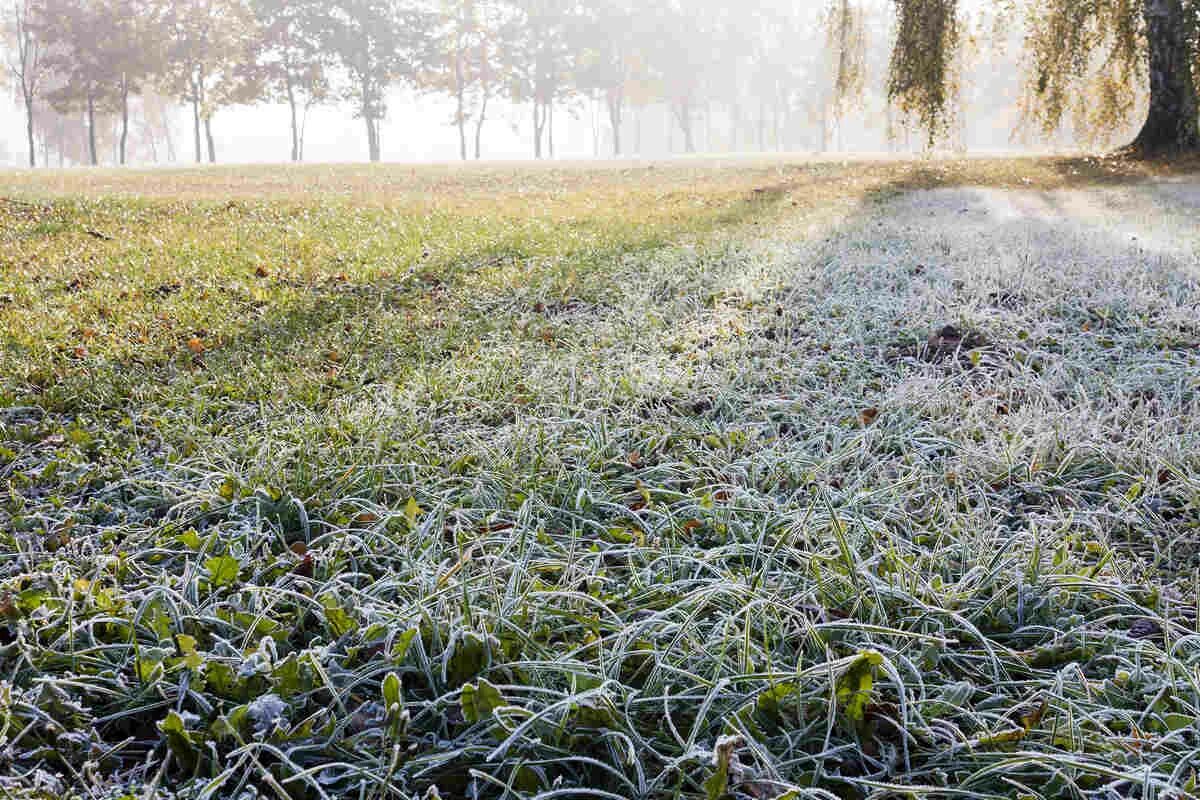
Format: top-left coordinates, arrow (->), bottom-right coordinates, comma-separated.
1,155 -> 1199,799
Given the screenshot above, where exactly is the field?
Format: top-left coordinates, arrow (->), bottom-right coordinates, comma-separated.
1,156 -> 1199,799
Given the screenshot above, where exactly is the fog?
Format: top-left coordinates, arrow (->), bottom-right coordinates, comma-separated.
0,0 -> 1140,167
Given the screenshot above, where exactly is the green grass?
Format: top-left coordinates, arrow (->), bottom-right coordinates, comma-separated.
1,157 -> 1199,800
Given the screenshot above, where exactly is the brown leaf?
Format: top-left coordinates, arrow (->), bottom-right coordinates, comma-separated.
293,554 -> 315,578
859,407 -> 880,426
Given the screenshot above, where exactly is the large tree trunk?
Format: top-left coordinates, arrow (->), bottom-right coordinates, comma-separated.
1128,0 -> 1199,156
86,92 -> 98,166
205,117 -> 216,163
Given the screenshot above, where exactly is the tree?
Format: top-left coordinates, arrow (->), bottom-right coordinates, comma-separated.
573,0 -> 643,157
107,0 -> 166,165
160,0 -> 261,163
316,0 -> 430,163
825,0 -> 867,151
888,0 -> 1199,156
3,0 -> 44,167
249,0 -> 328,161
428,0 -> 513,160
504,0 -> 577,159
34,0 -> 109,165
644,2 -> 711,153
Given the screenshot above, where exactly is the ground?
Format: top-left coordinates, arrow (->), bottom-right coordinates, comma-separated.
0,156 -> 1198,799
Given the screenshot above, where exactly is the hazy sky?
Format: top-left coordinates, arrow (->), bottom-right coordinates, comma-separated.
0,0 -> 1078,167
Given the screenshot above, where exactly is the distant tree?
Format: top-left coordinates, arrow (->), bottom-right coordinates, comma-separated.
32,0 -> 105,164
573,0 -> 643,156
3,0 -> 45,167
644,2 -> 711,153
503,0 -> 577,158
106,0 -> 166,165
160,0 -> 262,163
428,0 -> 513,160
249,0 -> 328,161
824,0 -> 867,150
887,0 -> 1199,156
315,0 -> 430,163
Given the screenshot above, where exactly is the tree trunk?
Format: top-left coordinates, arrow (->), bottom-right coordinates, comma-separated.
456,93 -> 468,161
724,100 -> 734,153
454,49 -> 467,161
607,88 -> 623,157
286,75 -> 300,162
86,92 -> 98,166
205,117 -> 216,163
192,96 -> 202,164
164,114 -> 176,163
364,116 -> 381,162
119,79 -> 130,166
24,92 -> 35,168
1128,0 -> 1200,156
675,99 -> 695,153
474,94 -> 489,160
533,101 -> 543,159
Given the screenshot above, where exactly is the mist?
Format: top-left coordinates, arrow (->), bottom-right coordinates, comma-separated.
1,0 -> 1142,167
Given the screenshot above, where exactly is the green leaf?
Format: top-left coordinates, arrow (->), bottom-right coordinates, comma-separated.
178,528 -> 202,549
461,678 -> 504,724
136,655 -> 165,684
218,477 -> 239,501
320,596 -> 358,637
444,630 -> 492,688
1164,713 -> 1195,732
204,555 -> 241,588
405,496 -> 422,526
392,628 -> 418,662
272,654 -> 307,698
703,735 -> 742,800
382,671 -> 403,710
158,711 -> 199,769
175,634 -> 203,671
836,649 -> 883,724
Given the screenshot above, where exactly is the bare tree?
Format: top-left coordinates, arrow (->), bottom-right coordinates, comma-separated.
4,0 -> 44,167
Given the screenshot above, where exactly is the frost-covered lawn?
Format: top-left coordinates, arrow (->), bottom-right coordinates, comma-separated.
1,157 -> 1198,799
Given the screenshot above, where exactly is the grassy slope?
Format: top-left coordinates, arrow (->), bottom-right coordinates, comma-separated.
0,157 -> 1199,799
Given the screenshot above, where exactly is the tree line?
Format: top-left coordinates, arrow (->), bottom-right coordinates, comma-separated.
3,0 -> 1198,168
